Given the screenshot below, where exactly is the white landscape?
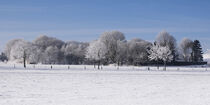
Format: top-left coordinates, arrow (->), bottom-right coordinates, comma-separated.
1,1 -> 210,105
0,64 -> 210,105
0,28 -> 208,105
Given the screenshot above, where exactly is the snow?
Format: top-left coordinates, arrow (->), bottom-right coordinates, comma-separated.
204,52 -> 210,64
0,64 -> 210,105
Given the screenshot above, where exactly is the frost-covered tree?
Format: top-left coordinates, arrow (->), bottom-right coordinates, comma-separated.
8,39 -> 25,61
27,44 -> 43,64
148,44 -> 173,70
99,31 -> 126,63
61,41 -> 88,64
4,39 -> 23,59
148,43 -> 160,62
116,40 -> 127,67
33,35 -> 65,51
180,38 -> 193,62
127,38 -> 152,65
6,39 -> 32,67
159,46 -> 174,69
156,31 -> 177,61
43,46 -> 60,64
33,35 -> 65,64
86,40 -> 107,69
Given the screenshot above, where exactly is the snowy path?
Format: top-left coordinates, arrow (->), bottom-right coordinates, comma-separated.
0,69 -> 210,105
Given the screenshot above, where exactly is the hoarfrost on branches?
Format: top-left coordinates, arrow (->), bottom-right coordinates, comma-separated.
179,38 -> 193,62
86,40 -> 107,69
148,44 -> 173,70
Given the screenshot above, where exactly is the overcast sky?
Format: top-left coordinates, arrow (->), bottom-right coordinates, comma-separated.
0,0 -> 210,52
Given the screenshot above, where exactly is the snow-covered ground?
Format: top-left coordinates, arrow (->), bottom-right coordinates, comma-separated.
0,64 -> 210,105
204,52 -> 210,64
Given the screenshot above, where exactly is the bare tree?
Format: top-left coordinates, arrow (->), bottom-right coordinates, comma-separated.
62,41 -> 88,64
127,38 -> 152,65
44,46 -> 60,64
180,38 -> 193,62
6,39 -> 31,68
86,40 -> 107,69
156,30 -> 177,61
99,31 -> 126,63
116,40 -> 127,68
33,35 -> 65,50
4,39 -> 24,60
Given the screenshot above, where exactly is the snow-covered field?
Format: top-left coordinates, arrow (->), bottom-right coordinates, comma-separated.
0,64 -> 210,105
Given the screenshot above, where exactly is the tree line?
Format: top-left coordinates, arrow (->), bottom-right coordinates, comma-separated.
1,30 -> 204,69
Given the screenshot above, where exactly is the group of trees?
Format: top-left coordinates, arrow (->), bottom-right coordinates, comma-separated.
86,30 -> 204,69
179,38 -> 203,62
4,35 -> 88,66
2,30 -> 204,69
86,31 -> 152,69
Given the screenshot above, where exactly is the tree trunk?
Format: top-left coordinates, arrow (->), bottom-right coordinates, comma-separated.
94,61 -> 96,69
98,60 -> 100,70
23,51 -> 26,68
117,60 -> 120,70
164,61 -> 166,71
24,57 -> 26,68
